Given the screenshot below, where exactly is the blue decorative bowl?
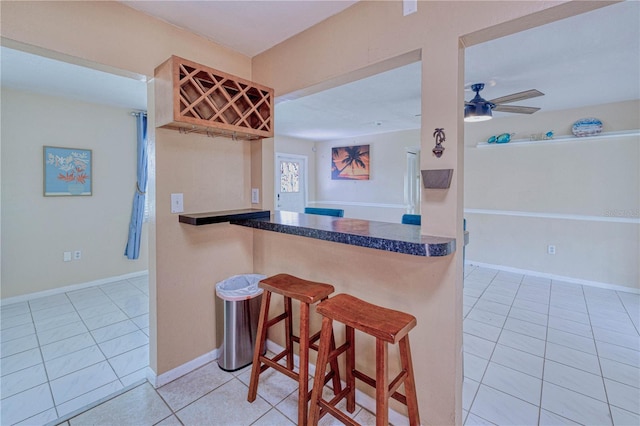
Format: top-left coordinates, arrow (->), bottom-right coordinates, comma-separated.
572,118 -> 602,137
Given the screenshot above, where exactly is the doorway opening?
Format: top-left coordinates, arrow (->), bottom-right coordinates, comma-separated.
405,148 -> 421,215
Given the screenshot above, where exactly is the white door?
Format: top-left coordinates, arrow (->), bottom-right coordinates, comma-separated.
405,149 -> 421,214
275,153 -> 307,212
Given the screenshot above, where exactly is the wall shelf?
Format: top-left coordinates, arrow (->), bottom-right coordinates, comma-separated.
155,56 -> 274,140
179,209 -> 270,226
475,130 -> 639,148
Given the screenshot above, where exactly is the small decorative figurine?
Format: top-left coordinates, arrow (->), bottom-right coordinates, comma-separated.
487,133 -> 515,144
432,128 -> 445,158
530,131 -> 554,141
496,133 -> 513,143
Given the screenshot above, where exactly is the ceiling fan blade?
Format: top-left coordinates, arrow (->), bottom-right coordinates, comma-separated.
493,104 -> 541,114
489,89 -> 544,105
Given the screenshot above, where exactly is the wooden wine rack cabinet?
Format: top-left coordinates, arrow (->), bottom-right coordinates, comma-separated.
155,56 -> 274,140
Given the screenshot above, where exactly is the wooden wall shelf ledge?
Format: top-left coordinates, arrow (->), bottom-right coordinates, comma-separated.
232,211 -> 456,257
475,130 -> 639,148
179,209 -> 270,226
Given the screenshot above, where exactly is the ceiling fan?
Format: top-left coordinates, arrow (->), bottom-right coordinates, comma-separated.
464,83 -> 544,122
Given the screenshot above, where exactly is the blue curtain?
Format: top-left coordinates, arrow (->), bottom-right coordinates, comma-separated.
124,113 -> 148,260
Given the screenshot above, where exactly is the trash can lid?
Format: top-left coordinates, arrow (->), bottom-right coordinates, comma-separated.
215,274 -> 266,301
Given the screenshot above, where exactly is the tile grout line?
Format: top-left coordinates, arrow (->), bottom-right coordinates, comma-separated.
51,279 -> 150,424
0,277 -> 149,426
44,279 -> 149,424
614,289 -> 640,337
584,283 -> 616,425
478,277 -> 560,415
461,265 -> 476,426
27,295 -> 60,424
536,277 -> 553,425
462,265 -> 497,422
63,286 -> 126,413
465,270 -> 527,425
466,271 -> 530,423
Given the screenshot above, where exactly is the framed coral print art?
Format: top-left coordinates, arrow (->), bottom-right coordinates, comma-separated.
43,146 -> 92,196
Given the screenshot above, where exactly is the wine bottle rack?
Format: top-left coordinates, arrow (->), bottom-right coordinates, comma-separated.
155,56 -> 274,140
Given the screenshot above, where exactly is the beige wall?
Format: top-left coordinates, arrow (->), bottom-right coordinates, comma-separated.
464,100 -> 640,289
0,1 -> 250,80
314,129 -> 420,222
2,1 -> 622,424
154,129 -> 255,373
251,138 -> 275,213
252,1 -> 616,423
1,0 -> 254,374
1,88 -> 148,298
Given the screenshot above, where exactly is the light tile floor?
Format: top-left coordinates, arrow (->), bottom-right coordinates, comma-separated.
463,266 -> 640,425
53,356 -> 378,426
2,267 -> 640,425
1,275 -> 150,425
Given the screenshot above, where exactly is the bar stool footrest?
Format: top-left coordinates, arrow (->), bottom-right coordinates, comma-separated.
265,311 -> 288,328
327,341 -> 350,363
352,368 -> 409,405
259,355 -> 299,381
257,347 -> 288,375
318,388 -> 358,426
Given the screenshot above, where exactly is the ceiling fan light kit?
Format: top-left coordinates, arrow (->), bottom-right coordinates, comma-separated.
464,82 -> 544,123
464,83 -> 494,122
464,102 -> 494,122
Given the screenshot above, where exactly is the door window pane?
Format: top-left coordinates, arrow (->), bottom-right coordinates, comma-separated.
280,161 -> 300,193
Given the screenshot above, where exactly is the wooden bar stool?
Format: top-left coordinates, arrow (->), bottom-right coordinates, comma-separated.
308,293 -> 420,426
247,274 -> 342,426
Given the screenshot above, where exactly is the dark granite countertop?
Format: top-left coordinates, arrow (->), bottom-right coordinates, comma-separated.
179,209 -> 270,226
231,211 -> 456,257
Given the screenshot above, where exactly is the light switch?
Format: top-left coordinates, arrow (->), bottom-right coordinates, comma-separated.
171,193 -> 184,213
251,188 -> 259,204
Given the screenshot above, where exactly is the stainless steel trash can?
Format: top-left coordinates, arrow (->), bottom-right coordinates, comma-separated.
215,274 -> 266,371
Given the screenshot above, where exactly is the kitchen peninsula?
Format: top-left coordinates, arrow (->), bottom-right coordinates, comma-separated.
180,208 -> 460,422
180,210 -> 456,257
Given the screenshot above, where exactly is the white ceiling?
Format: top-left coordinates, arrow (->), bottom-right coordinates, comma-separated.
465,1 -> 639,116
120,0 -> 359,57
1,1 -> 638,140
278,1 -> 640,140
0,46 -> 148,111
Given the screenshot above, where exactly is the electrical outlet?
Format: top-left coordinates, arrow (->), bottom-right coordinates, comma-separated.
251,188 -> 259,204
171,193 -> 184,213
73,250 -> 82,260
64,251 -> 72,262
547,245 -> 556,255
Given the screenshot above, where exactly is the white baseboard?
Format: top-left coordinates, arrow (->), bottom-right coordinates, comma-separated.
148,348 -> 219,388
266,340 -> 410,425
1,270 -> 149,306
466,260 -> 639,294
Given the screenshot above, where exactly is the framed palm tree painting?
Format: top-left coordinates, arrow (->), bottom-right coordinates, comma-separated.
331,144 -> 370,180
